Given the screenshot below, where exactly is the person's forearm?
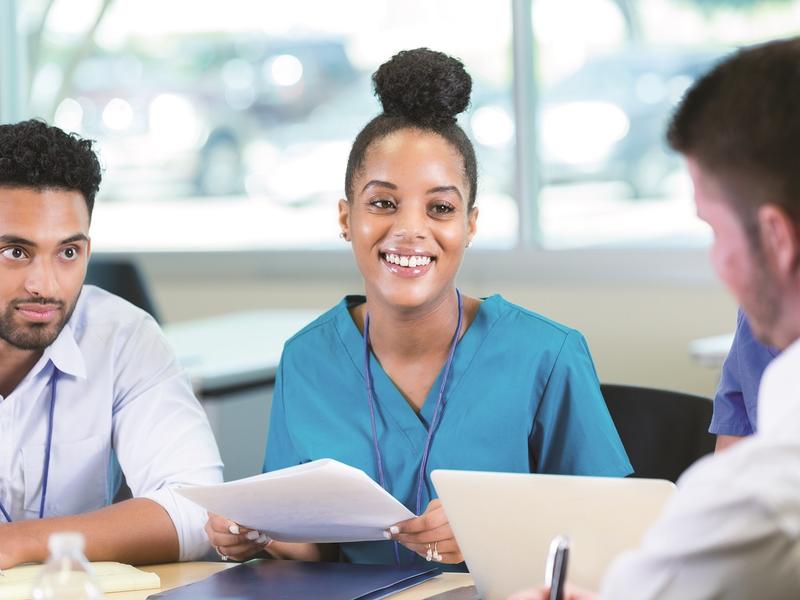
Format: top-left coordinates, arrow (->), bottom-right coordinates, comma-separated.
2,498 -> 179,567
715,434 -> 744,452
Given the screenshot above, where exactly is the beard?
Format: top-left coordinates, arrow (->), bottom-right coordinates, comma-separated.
0,296 -> 78,351
741,259 -> 782,349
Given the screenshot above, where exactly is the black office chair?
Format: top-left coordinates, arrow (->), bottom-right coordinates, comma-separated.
85,258 -> 162,323
600,383 -> 716,483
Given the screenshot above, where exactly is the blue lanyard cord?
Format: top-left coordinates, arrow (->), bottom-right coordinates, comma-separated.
39,374 -> 57,519
363,311 -> 400,565
0,371 -> 57,523
363,289 -> 464,565
0,496 -> 11,523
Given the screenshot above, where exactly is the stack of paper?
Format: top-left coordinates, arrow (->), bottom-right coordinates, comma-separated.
0,562 -> 160,600
177,458 -> 416,542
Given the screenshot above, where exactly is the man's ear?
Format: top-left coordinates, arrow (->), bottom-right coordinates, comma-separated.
758,203 -> 800,279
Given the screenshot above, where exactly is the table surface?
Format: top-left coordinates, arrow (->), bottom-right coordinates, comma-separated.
106,562 -> 474,599
687,332 -> 734,369
163,310 -> 319,395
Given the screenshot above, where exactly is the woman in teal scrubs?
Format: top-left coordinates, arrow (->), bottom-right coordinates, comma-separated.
206,48 -> 631,569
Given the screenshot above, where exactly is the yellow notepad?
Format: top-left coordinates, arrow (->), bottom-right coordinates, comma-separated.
0,562 -> 160,600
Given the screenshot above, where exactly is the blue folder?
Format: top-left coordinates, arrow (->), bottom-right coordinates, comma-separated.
147,559 -> 439,600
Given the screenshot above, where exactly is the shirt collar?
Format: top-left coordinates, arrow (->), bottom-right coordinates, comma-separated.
42,321 -> 88,380
757,336 -> 800,437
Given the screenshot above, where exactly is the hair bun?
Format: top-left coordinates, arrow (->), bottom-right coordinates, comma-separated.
372,48 -> 472,126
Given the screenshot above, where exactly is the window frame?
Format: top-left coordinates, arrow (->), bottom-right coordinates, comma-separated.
1,0 -> 26,124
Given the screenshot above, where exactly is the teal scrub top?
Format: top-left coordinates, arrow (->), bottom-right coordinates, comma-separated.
265,294 -> 631,569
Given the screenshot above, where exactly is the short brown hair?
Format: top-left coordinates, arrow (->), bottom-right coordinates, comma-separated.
667,37 -> 800,231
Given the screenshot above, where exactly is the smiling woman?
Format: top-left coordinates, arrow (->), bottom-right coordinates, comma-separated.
342,127 -> 476,311
205,48 -> 632,570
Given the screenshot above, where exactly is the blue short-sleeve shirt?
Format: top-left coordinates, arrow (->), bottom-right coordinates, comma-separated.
265,295 -> 631,568
709,309 -> 778,436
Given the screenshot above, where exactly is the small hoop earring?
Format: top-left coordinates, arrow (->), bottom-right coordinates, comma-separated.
466,241 -> 472,248
339,232 -> 347,240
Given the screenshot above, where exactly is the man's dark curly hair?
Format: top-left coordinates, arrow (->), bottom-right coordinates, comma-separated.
0,119 -> 102,217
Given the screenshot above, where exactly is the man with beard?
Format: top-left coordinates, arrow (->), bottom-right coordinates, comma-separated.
0,120 -> 223,569
511,36 -> 800,600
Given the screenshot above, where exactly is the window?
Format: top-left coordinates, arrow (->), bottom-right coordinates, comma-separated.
8,0 -> 800,253
16,0 -> 515,251
531,0 -> 800,248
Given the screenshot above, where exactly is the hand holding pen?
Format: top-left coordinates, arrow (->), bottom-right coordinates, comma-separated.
507,535 -> 598,600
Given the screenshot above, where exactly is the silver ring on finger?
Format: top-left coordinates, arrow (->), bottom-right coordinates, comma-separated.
216,546 -> 229,561
433,541 -> 442,562
425,543 -> 433,562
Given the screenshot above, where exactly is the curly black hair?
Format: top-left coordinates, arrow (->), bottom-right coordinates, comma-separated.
344,48 -> 478,208
0,119 -> 102,217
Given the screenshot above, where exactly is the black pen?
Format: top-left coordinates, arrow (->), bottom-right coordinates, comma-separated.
545,535 -> 570,600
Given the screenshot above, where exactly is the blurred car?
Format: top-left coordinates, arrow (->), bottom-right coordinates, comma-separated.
239,45 -> 726,207
52,40 -> 724,206
51,35 -> 358,200
470,46 -> 725,199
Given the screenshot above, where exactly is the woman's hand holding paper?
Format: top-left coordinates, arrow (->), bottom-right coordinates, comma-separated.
204,513 -> 338,563
204,513 -> 272,561
387,499 -> 464,564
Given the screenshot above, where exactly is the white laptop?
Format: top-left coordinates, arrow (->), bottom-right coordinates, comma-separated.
431,470 -> 676,600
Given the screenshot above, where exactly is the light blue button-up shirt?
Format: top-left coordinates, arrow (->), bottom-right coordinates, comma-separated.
0,285 -> 223,559
710,308 -> 778,436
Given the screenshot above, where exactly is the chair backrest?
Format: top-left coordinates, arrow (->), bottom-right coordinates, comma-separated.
85,258 -> 162,323
600,383 -> 716,482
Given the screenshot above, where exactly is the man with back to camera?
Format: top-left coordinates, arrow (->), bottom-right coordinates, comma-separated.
511,36 -> 800,599
0,120 -> 223,568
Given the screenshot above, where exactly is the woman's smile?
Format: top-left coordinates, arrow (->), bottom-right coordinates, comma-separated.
380,249 -> 435,278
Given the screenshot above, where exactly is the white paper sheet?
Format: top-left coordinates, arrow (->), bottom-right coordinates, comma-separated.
177,459 -> 416,543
